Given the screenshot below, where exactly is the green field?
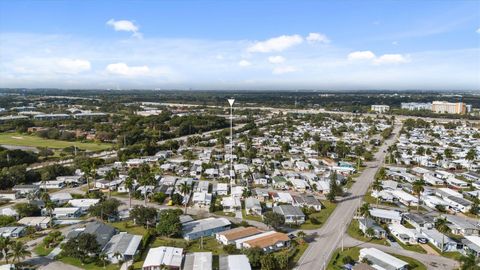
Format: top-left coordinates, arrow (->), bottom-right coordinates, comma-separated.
0,132 -> 112,151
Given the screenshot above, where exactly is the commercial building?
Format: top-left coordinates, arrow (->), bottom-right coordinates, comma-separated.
371,105 -> 390,113
432,101 -> 467,114
401,102 -> 432,111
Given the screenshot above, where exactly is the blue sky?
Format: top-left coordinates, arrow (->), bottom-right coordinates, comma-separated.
0,0 -> 479,90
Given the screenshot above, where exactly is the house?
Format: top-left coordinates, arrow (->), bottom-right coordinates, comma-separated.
50,207 -> 82,219
292,195 -> 322,211
18,216 -> 51,229
43,180 -> 65,189
196,181 -> 210,193
215,227 -> 263,245
236,231 -> 290,252
191,192 -> 212,207
272,205 -> 305,225
0,226 -> 25,238
0,191 -> 18,201
272,192 -> 293,204
245,197 -> 262,215
103,232 -> 142,263
358,217 -> 386,239
12,184 -> 39,196
142,246 -> 183,270
421,229 -> 458,252
221,197 -> 241,213
50,192 -> 73,204
443,215 -> 480,236
388,223 -> 421,245
182,217 -> 231,240
423,174 -> 444,186
183,252 -> 212,270
68,199 -> 100,212
463,236 -> 480,257
0,208 -> 18,218
403,213 -> 434,230
369,208 -> 402,224
219,255 -> 251,270
359,248 -> 408,270
214,183 -> 229,196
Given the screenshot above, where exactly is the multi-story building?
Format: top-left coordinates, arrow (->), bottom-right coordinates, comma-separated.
401,102 -> 432,111
371,105 -> 390,113
432,101 -> 467,114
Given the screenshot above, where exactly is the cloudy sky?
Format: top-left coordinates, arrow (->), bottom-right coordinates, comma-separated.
0,0 -> 479,90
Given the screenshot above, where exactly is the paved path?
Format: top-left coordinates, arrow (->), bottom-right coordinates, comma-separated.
343,236 -> 459,270
295,123 -> 402,270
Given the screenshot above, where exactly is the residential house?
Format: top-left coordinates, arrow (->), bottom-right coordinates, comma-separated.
236,231 -> 290,253
421,229 -> 458,252
388,223 -> 421,245
216,227 -> 263,245
219,255 -> 251,270
369,208 -> 402,224
359,248 -> 408,270
191,192 -> 212,208
18,216 -> 51,229
443,215 -> 480,236
182,252 -> 212,270
245,197 -> 262,215
182,217 -> 231,240
50,192 -> 73,205
0,226 -> 25,238
358,217 -> 386,239
103,232 -> 142,263
221,197 -> 241,213
142,246 -> 183,270
12,184 -> 39,196
292,195 -> 322,211
272,205 -> 305,225
50,207 -> 82,219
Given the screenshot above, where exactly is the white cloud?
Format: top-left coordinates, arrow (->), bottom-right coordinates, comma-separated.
272,66 -> 297,74
56,58 -> 91,74
477,28 -> 480,34
374,54 -> 410,65
247,35 -> 303,53
306,33 -> 330,43
238,60 -> 251,67
106,62 -> 150,76
268,56 -> 286,64
106,19 -> 142,38
392,41 -> 399,46
348,51 -> 376,61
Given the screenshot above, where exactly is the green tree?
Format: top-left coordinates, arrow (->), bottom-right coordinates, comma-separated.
156,209 -> 182,237
0,236 -> 13,263
372,180 -> 383,205
263,211 -> 285,229
104,168 -> 119,198
260,253 -> 277,270
275,252 -> 289,270
14,203 -> 40,218
88,198 -> 121,221
243,247 -> 263,268
8,240 -> 31,263
130,205 -> 157,228
179,182 -> 191,214
466,149 -> 477,161
412,180 -> 425,211
62,233 -> 100,263
359,203 -> 370,218
459,253 -> 480,270
139,164 -> 155,206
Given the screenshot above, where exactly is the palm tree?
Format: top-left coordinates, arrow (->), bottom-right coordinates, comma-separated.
412,180 -> 425,211
179,182 -> 191,214
297,231 -> 306,243
435,218 -> 450,234
105,167 -> 119,198
0,236 -> 13,264
8,241 -> 31,263
359,203 -> 370,218
139,164 -> 155,206
372,180 -> 383,205
99,252 -> 109,268
45,199 -> 55,219
125,172 -> 136,209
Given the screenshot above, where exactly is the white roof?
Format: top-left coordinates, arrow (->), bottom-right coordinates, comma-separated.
360,248 -> 408,269
369,208 -> 402,222
226,255 -> 251,270
142,246 -> 183,268
68,199 -> 100,208
465,236 -> 480,247
18,216 -> 51,226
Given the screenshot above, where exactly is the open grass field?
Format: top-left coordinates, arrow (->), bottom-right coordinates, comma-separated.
0,132 -> 112,151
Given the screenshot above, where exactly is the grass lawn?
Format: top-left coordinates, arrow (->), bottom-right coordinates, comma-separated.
392,235 -> 426,254
346,220 -> 390,246
290,240 -> 308,267
0,132 -> 112,151
299,200 -> 336,230
33,243 -> 54,256
328,247 -> 361,270
242,209 -> 263,222
393,254 -> 427,270
426,243 -> 463,261
109,221 -> 148,235
213,210 -> 235,217
59,256 -> 120,270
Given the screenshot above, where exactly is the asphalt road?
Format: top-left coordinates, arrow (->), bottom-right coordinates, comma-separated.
295,123 -> 402,270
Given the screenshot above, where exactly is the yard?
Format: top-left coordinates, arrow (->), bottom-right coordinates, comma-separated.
346,220 -> 390,246
33,242 -> 54,256
299,200 -> 336,230
392,235 -> 427,254
242,209 -> 264,222
0,132 -> 112,151
58,256 -> 120,270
